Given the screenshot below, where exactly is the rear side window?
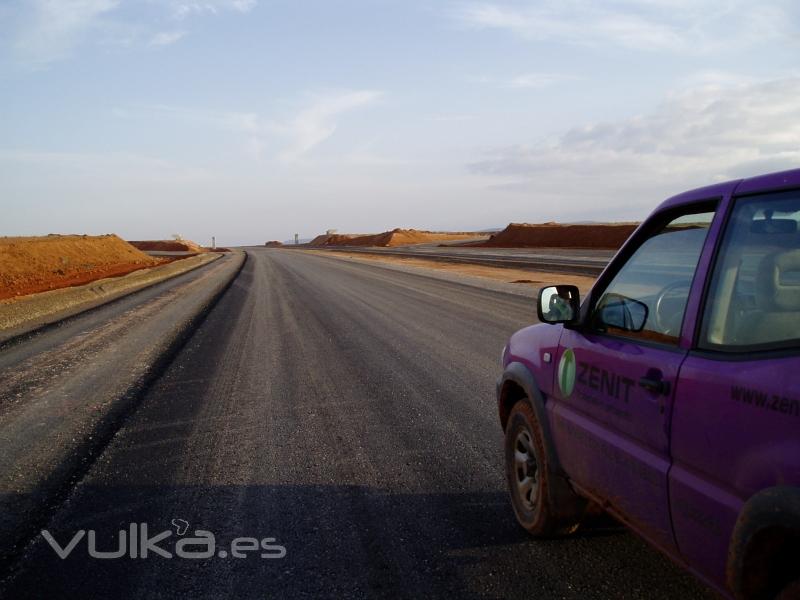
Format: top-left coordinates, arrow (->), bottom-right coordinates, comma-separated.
701,190 -> 800,351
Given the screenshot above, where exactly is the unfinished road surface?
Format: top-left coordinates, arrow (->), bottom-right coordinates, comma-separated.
313,245 -> 613,277
1,249 -> 709,599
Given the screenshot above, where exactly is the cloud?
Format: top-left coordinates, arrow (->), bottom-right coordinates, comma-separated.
429,114 -> 476,122
148,30 -> 187,46
171,0 -> 257,18
0,148 -> 209,184
113,90 -> 383,163
468,72 -> 574,89
468,77 -> 800,219
277,90 -> 383,162
453,1 -> 796,53
508,72 -> 572,89
7,0 -> 256,66
12,0 -> 120,65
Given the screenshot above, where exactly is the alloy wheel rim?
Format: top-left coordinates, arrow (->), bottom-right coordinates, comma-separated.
513,429 -> 539,511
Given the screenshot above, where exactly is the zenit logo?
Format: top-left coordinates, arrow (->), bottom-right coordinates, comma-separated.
558,349 -> 576,397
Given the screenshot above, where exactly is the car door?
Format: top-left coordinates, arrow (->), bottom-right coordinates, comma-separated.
549,203 -> 717,554
670,187 -> 800,590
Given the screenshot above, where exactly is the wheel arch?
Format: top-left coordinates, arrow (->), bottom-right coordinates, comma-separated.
497,361 -> 583,513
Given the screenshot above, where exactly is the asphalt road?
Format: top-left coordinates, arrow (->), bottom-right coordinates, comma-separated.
1,249 -> 709,599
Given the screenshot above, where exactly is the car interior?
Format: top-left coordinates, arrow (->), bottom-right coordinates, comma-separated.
703,196 -> 800,348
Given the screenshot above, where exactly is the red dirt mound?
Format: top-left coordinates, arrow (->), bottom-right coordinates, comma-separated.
307,233 -> 362,246
307,234 -> 330,246
0,234 -> 162,300
309,229 -> 483,247
129,239 -> 205,253
480,222 -> 638,249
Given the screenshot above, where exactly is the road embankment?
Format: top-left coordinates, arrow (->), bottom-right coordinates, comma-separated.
0,253 -> 222,345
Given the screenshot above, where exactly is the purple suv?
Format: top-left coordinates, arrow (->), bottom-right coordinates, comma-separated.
497,168 -> 800,599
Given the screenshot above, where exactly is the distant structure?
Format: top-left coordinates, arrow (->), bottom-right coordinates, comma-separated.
294,233 -> 299,245
326,229 -> 338,235
211,236 -> 216,250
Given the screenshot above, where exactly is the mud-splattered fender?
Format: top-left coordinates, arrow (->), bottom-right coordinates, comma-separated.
496,322 -> 563,457
497,361 -> 560,473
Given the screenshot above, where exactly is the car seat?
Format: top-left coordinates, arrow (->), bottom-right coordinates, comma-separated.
738,249 -> 800,345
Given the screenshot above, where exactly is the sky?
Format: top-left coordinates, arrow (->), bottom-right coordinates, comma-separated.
1,0 -> 799,246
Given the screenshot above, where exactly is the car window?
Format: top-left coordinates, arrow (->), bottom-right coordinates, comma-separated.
590,210 -> 715,345
701,190 -> 800,350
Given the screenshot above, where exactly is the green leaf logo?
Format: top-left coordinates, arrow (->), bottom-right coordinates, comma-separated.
558,349 -> 576,397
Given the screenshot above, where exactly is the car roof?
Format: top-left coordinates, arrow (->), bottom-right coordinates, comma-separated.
655,167 -> 800,212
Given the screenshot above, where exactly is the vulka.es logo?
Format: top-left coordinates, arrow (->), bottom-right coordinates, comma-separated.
41,522 -> 287,560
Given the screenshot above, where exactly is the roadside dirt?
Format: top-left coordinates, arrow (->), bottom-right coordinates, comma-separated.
478,223 -> 637,249
0,235 -> 162,301
0,253 -> 225,337
309,229 -> 487,247
305,250 -> 596,292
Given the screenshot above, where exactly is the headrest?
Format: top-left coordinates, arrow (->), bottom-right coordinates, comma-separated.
756,249 -> 800,311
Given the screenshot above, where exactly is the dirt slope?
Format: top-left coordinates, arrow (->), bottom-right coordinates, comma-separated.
480,222 -> 638,249
0,235 -> 161,300
307,233 -> 362,246
129,239 -> 205,252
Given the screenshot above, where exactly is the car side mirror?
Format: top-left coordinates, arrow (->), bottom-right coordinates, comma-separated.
593,293 -> 649,332
537,285 -> 580,325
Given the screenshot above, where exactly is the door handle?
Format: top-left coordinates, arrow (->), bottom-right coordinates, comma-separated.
639,376 -> 670,396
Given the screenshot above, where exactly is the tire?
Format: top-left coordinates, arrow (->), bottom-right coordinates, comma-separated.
776,578 -> 800,600
504,399 -> 579,536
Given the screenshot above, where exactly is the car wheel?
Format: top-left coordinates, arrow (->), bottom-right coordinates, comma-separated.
505,399 -> 579,536
776,578 -> 800,600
